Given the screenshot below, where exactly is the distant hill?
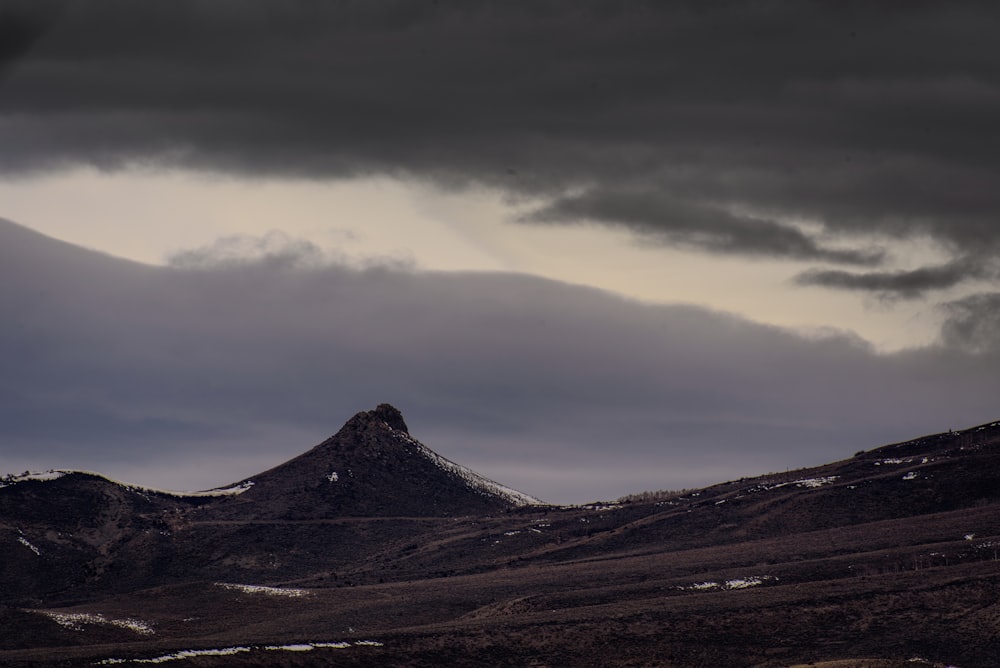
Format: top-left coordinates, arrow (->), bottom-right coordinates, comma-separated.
3,407 -> 1000,667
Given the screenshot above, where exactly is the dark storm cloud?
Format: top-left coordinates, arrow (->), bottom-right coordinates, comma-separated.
939,292 -> 1000,354
3,0 -> 1000,283
793,256 -> 993,300
2,219 -> 998,503
0,0 -> 66,76
524,189 -> 882,264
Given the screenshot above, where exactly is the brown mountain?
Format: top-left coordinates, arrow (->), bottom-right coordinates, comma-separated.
2,407 -> 1000,667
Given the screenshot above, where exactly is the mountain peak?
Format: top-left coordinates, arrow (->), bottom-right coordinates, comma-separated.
207,403 -> 539,519
361,403 -> 409,434
340,404 -> 410,440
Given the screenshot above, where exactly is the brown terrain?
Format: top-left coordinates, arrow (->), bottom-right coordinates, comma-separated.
2,404 -> 999,667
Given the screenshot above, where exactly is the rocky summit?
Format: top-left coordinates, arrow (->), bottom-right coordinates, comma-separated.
3,408 -> 1000,667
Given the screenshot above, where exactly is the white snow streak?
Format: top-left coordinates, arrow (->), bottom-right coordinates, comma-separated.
747,476 -> 839,493
38,611 -> 154,635
875,458 -> 910,466
679,575 -> 778,591
99,647 -> 252,664
791,476 -> 839,488
215,582 -> 311,598
17,535 -> 40,555
98,641 -> 383,664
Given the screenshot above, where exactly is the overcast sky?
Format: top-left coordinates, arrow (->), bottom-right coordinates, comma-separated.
2,1 -> 1000,504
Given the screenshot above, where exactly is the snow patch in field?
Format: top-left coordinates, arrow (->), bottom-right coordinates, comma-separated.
902,472 -> 918,480
99,641 -> 383,664
98,647 -> 252,664
679,575 -> 777,591
906,658 -> 960,668
216,582 -> 311,598
725,576 -> 776,589
38,611 -> 154,635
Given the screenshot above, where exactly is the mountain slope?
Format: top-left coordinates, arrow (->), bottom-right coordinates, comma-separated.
0,404 -> 540,605
0,470 -> 177,606
205,403 -> 540,520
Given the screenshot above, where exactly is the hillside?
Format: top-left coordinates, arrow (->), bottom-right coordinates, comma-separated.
2,407 -> 1000,666
204,403 -> 540,520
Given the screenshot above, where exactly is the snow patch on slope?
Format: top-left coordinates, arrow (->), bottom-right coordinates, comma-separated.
745,476 -> 839,494
17,534 -> 41,555
0,470 -> 67,487
37,611 -> 155,635
385,423 -> 541,506
216,582 -> 311,598
0,469 -> 254,497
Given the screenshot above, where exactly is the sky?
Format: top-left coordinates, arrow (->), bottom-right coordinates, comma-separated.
2,1 -> 1000,504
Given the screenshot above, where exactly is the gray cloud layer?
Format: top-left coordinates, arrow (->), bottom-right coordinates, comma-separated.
3,219 -> 998,503
3,1 -> 1000,296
